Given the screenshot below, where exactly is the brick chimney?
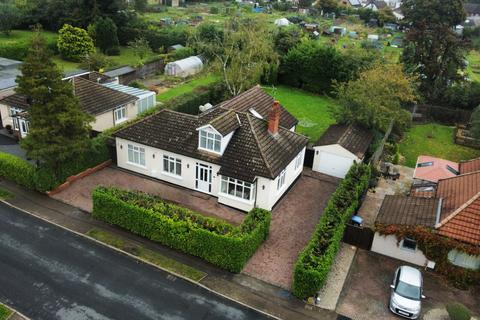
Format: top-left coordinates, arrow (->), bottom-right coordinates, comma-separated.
268,101 -> 281,136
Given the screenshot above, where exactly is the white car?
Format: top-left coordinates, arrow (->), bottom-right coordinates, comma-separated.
389,266 -> 425,319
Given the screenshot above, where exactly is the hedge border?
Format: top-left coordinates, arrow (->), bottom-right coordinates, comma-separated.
92,187 -> 271,272
292,163 -> 371,298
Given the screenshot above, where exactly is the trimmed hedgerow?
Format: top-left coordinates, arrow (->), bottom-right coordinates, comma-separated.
92,187 -> 271,272
292,162 -> 371,299
0,152 -> 36,189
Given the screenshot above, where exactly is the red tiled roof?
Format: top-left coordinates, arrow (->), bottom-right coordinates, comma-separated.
459,157 -> 480,175
413,155 -> 459,184
438,193 -> 480,246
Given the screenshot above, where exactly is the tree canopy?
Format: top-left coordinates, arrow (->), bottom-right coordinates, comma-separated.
16,32 -> 93,174
57,24 -> 95,61
0,2 -> 22,35
94,17 -> 120,55
334,64 -> 417,133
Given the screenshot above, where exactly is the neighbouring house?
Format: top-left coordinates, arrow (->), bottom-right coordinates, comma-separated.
102,82 -> 156,115
413,155 -> 459,186
0,76 -> 139,138
312,124 -> 373,178
0,58 -> 21,97
113,86 -> 307,212
164,56 -> 203,78
459,157 -> 480,174
104,66 -> 137,85
363,0 -> 388,11
465,3 -> 480,25
372,171 -> 480,271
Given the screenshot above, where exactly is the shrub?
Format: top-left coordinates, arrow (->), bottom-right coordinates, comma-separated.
446,303 -> 471,320
92,187 -> 271,272
105,47 -> 121,56
210,6 -> 220,14
292,163 -> 371,298
80,52 -> 111,71
0,152 -> 36,189
0,36 -> 57,60
163,81 -> 227,114
169,47 -> 195,61
57,24 -> 95,62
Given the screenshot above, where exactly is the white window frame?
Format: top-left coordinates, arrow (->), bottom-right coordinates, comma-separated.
448,249 -> 480,270
400,237 -> 417,252
127,144 -> 146,167
162,154 -> 182,177
199,129 -> 221,153
294,152 -> 303,171
277,169 -> 286,191
220,176 -> 255,202
10,107 -> 22,130
114,105 -> 127,124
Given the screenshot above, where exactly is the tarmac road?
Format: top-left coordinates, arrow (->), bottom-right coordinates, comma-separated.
0,202 -> 269,320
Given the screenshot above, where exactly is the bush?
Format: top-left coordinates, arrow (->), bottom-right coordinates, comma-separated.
169,47 -> 195,61
57,24 -> 95,62
0,152 -> 36,189
0,37 -> 57,60
105,47 -> 121,56
163,81 -> 227,114
446,303 -> 471,320
209,6 -> 219,14
92,187 -> 271,272
292,163 -> 371,298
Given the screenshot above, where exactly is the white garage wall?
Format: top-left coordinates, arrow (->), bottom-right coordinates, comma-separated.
312,144 -> 360,178
371,233 -> 429,267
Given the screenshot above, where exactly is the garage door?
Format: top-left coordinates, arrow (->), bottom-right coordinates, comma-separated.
316,151 -> 353,178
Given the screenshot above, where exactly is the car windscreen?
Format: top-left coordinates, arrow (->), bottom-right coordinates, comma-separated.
395,281 -> 421,300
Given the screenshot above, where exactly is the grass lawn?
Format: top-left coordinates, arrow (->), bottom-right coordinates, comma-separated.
0,29 -> 57,44
0,188 -> 13,200
156,73 -> 219,102
399,123 -> 480,167
263,85 -> 338,142
466,50 -> 480,83
87,229 -> 206,281
0,304 -> 12,320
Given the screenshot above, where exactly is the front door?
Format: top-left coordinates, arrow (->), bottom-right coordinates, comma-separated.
19,118 -> 29,138
195,163 -> 212,193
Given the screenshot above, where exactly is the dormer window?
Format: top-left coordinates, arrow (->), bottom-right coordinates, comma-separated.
199,129 -> 221,153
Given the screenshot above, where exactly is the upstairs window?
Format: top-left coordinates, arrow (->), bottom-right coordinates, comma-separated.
199,129 -> 221,153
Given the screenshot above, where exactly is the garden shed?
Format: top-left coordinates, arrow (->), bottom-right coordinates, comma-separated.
164,56 -> 203,78
103,82 -> 156,114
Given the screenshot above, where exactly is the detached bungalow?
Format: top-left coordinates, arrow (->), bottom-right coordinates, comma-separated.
0,76 -> 139,138
113,86 -> 308,212
312,124 -> 373,178
372,171 -> 480,271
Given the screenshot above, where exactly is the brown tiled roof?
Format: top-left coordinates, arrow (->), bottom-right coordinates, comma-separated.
72,77 -> 137,115
0,93 -> 29,109
114,106 -> 308,182
207,110 -> 240,136
436,171 -> 480,220
459,157 -> 480,175
0,77 -> 137,116
314,124 -> 374,158
438,193 -> 480,246
376,195 -> 439,228
217,86 -> 298,129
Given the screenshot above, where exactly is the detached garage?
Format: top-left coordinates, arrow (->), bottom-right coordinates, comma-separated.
312,124 -> 373,178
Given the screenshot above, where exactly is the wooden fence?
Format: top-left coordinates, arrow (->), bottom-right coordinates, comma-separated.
342,223 -> 374,250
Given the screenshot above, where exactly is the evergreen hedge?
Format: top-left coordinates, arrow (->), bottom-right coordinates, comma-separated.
0,152 -> 36,189
292,163 -> 371,299
92,187 -> 271,272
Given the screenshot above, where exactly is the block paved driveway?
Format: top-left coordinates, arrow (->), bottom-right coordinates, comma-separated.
243,169 -> 340,289
52,166 -> 245,225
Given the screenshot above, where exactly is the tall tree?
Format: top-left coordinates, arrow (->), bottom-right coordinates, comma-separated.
0,2 -> 22,35
334,64 -> 417,133
194,18 -> 277,96
94,16 -> 120,54
16,32 -> 93,175
401,0 -> 466,103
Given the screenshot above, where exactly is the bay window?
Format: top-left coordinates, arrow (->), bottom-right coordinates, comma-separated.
221,176 -> 254,201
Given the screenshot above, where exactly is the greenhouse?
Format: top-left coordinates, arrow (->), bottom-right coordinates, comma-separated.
164,56 -> 203,78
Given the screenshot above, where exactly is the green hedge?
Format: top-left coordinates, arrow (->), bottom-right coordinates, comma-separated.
0,38 -> 57,61
0,152 -> 36,189
92,187 -> 271,272
292,163 -> 371,299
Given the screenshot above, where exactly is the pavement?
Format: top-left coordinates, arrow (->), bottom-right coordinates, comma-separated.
243,169 -> 340,289
0,178 -> 338,320
0,202 -> 269,320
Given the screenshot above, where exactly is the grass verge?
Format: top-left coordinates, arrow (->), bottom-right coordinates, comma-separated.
0,304 -> 12,320
0,188 -> 13,200
156,74 -> 219,102
87,229 -> 206,282
399,123 -> 480,167
263,85 -> 338,142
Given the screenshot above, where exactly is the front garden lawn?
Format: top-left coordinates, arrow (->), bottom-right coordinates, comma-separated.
156,74 -> 219,102
263,85 -> 338,142
399,123 -> 480,167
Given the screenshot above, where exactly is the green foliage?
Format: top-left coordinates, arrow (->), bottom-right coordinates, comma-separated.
0,3 -> 22,36
209,6 -> 219,14
133,0 -> 148,12
128,80 -> 148,89
94,17 -> 120,54
274,25 -> 303,56
279,41 -> 377,94
80,52 -> 112,71
57,24 -> 95,62
17,32 -> 94,178
444,82 -> 480,110
392,144 -> 400,165
292,163 -> 371,298
128,37 -> 152,64
169,47 -> 195,61
0,31 -> 57,60
145,25 -> 189,53
0,304 -> 12,320
470,106 -> 480,140
0,152 -> 36,190
92,187 -> 271,272
446,303 -> 472,320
